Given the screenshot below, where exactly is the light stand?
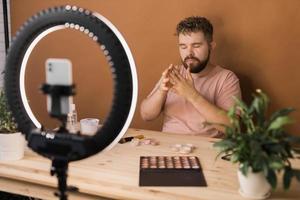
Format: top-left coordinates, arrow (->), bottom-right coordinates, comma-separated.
40,82 -> 76,199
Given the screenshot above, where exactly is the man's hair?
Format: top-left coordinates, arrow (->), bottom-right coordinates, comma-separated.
176,16 -> 213,42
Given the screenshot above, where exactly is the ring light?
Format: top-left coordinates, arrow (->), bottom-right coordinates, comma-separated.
4,5 -> 138,199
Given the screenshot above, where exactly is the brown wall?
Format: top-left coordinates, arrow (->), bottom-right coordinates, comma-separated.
10,0 -> 300,134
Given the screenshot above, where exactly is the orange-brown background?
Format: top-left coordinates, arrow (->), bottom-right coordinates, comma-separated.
10,0 -> 300,135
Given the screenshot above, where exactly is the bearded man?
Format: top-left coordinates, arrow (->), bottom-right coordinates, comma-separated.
140,16 -> 241,137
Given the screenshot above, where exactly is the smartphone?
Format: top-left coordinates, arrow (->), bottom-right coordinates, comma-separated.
45,58 -> 73,116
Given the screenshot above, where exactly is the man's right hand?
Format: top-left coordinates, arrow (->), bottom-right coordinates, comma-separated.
140,64 -> 179,121
159,64 -> 178,92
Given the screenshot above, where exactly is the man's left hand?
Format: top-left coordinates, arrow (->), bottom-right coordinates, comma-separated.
169,67 -> 198,101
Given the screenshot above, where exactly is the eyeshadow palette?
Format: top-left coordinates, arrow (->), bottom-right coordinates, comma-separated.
139,156 -> 207,186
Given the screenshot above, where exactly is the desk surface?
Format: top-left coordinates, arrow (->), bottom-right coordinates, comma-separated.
0,128 -> 300,200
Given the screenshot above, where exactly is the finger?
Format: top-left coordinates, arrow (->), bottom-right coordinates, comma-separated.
169,74 -> 178,85
165,64 -> 175,77
173,65 -> 179,71
162,78 -> 169,83
173,68 -> 184,80
181,67 -> 187,79
162,64 -> 173,76
173,65 -> 181,75
184,70 -> 188,79
162,69 -> 168,77
168,64 -> 173,70
161,78 -> 171,90
161,86 -> 169,91
169,71 -> 180,82
167,64 -> 174,74
168,75 -> 175,85
187,67 -> 193,81
162,78 -> 172,90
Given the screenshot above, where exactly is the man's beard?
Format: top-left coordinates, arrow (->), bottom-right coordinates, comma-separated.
182,50 -> 210,73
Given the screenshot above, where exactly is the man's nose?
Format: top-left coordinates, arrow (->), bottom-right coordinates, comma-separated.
187,47 -> 194,56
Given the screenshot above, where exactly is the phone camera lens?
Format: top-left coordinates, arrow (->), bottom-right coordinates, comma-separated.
48,64 -> 52,71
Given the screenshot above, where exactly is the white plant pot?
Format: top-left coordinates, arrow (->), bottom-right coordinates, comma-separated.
237,168 -> 271,199
0,132 -> 25,161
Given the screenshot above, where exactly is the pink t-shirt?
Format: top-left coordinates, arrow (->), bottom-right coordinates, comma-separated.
162,65 -> 241,137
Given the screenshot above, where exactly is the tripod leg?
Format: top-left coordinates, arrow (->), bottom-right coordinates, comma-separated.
51,159 -> 68,200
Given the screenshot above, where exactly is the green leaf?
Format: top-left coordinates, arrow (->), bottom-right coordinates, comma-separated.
263,164 -> 269,177
270,161 -> 284,170
268,116 -> 294,131
233,96 -> 248,111
230,153 -> 239,163
252,95 -> 264,113
283,167 -> 293,190
240,162 -> 249,176
258,90 -> 269,106
267,169 -> 277,189
269,108 -> 295,124
213,140 -> 235,151
227,106 -> 236,118
0,90 -> 18,133
224,126 -> 235,136
214,151 -> 226,161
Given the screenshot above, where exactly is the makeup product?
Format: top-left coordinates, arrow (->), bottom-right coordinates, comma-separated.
141,138 -> 151,145
118,135 -> 144,144
140,138 -> 159,146
139,156 -> 207,186
170,143 -> 196,154
130,138 -> 140,146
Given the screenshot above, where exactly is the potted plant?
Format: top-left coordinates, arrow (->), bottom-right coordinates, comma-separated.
0,89 -> 25,161
213,89 -> 300,199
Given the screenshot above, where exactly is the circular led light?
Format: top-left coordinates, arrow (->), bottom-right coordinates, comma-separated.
4,5 -> 138,161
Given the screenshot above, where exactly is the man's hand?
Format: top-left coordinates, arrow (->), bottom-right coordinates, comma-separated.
159,64 -> 176,92
169,67 -> 198,101
140,64 -> 178,121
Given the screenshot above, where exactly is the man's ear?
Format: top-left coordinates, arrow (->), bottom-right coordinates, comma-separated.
210,41 -> 216,50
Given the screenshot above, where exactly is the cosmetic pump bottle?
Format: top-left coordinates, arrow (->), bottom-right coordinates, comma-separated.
67,103 -> 78,133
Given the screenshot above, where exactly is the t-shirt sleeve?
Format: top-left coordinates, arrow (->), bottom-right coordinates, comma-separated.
216,72 -> 241,111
